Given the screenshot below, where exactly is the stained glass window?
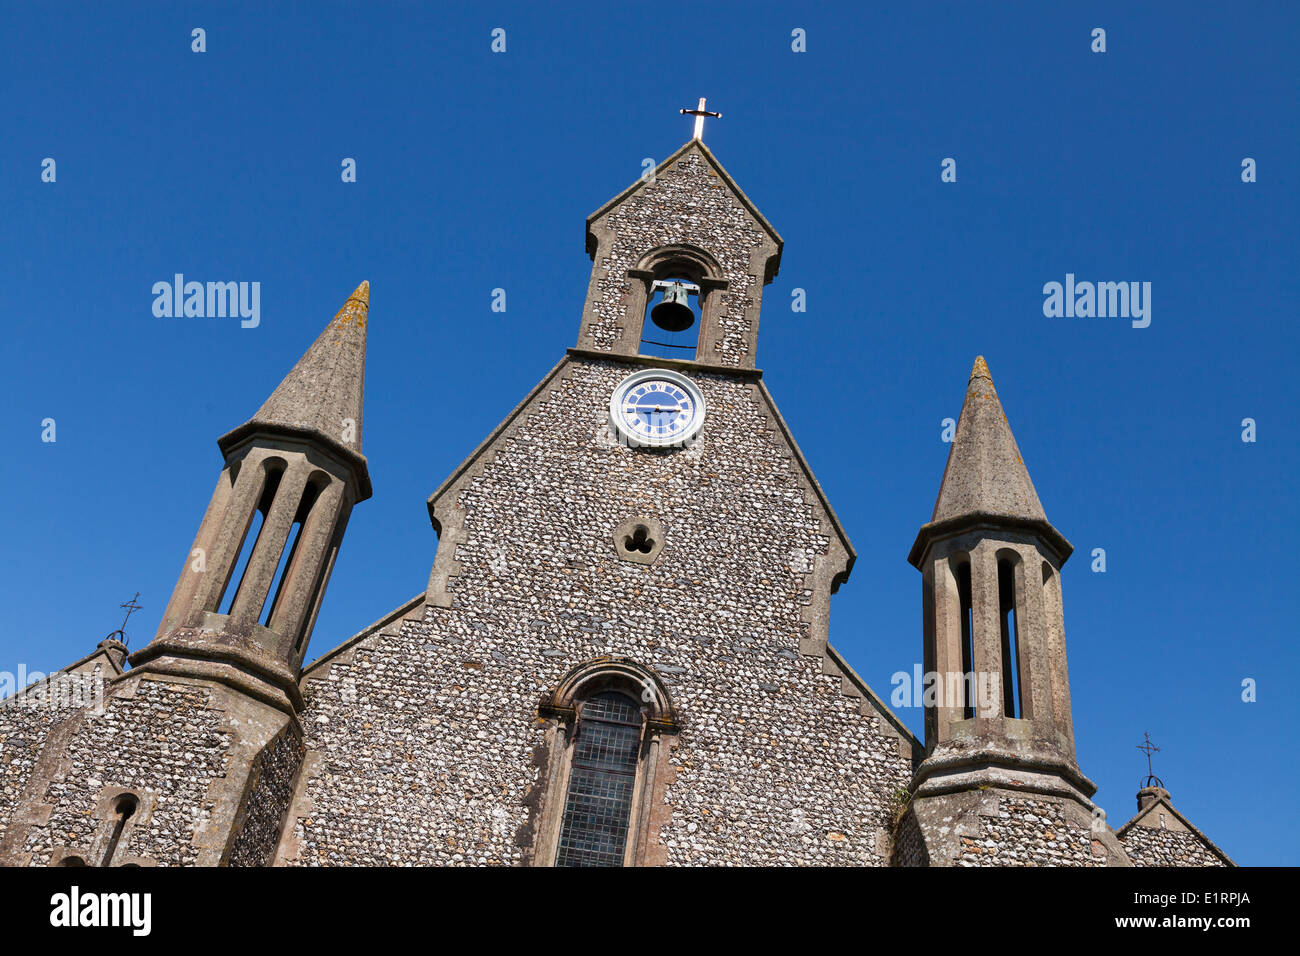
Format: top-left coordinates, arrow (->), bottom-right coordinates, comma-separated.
555,691 -> 641,866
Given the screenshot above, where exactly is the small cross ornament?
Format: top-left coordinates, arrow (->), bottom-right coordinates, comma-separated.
681,97 -> 720,141
1137,731 -> 1163,787
118,593 -> 143,631
107,592 -> 143,647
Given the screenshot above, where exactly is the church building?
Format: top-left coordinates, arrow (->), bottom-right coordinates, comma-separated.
0,127 -> 1234,867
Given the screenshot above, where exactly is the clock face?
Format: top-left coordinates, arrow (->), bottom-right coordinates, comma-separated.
609,369 -> 706,448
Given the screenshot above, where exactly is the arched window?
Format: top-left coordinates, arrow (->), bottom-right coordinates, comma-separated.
537,658 -> 679,867
555,691 -> 642,867
102,792 -> 138,867
262,476 -> 323,626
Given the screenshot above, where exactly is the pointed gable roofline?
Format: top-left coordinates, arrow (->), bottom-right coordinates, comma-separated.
424,354 -> 856,589
910,357 -> 1071,567
0,638 -> 127,710
1116,792 -> 1237,866
585,139 -> 785,282
218,281 -> 372,501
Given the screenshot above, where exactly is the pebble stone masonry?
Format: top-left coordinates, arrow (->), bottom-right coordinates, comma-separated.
0,138 -> 1233,867
281,357 -> 916,866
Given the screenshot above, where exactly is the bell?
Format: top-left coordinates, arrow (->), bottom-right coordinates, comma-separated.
650,282 -> 695,332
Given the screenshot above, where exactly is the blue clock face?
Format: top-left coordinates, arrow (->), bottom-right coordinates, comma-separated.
610,370 -> 706,447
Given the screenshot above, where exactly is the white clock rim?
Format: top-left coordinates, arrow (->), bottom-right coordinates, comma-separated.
608,368 -> 706,448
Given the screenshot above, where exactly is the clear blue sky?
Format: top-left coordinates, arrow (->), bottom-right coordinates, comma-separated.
2,2 -> 1295,865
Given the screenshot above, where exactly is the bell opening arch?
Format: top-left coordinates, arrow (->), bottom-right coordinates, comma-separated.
626,244 -> 729,363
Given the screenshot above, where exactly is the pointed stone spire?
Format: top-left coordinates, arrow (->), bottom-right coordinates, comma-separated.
931,356 -> 1046,524
252,280 -> 368,448
904,358 -> 1098,854
219,281 -> 371,499
910,356 -> 1068,567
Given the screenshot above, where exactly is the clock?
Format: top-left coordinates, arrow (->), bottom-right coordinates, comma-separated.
608,369 -> 706,448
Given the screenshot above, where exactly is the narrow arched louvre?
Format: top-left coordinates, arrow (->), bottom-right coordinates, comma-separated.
555,691 -> 641,867
956,559 -> 975,718
997,557 -> 1022,719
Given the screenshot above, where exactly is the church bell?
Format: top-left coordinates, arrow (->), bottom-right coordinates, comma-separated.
650,281 -> 695,332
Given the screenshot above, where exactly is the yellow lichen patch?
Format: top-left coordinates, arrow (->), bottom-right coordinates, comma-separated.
332,303 -> 367,332
330,281 -> 370,333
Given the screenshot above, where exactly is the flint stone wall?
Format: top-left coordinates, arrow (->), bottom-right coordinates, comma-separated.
958,795 -> 1103,867
229,721 -> 304,867
585,151 -> 769,367
20,678 -> 231,867
0,666 -> 111,840
892,808 -> 928,866
1122,822 -> 1226,867
284,356 -> 912,865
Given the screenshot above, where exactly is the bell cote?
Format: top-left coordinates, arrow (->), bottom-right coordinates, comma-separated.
577,139 -> 783,370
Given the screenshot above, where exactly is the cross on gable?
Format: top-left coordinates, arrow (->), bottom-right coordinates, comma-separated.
106,592 -> 143,646
119,592 -> 143,630
1137,731 -> 1162,784
680,97 -> 721,141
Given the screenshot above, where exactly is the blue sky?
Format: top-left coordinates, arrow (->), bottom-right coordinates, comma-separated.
2,2 -> 1295,865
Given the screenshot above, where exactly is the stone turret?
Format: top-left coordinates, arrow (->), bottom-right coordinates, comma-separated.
137,281 -> 372,712
896,357 -> 1130,866
0,283 -> 373,867
906,355 -> 1085,801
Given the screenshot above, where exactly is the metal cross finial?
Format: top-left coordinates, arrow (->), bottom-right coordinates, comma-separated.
681,97 -> 721,141
106,592 -> 142,647
118,592 -> 143,631
1137,731 -> 1163,788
